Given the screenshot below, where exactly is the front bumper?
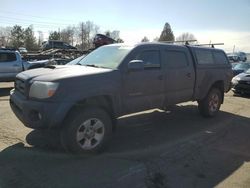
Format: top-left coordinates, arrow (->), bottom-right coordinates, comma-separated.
232,81 -> 250,94
9,89 -> 71,129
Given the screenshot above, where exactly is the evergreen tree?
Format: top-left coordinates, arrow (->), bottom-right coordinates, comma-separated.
141,36 -> 149,42
49,31 -> 60,40
159,22 -> 175,42
24,26 -> 37,50
10,25 -> 24,48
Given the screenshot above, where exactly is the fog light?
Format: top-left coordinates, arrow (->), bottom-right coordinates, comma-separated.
29,110 -> 42,122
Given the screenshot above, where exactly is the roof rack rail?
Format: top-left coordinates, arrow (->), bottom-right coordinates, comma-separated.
195,43 -> 224,48
161,40 -> 197,45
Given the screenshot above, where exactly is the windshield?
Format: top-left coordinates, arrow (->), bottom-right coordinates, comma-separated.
67,55 -> 86,65
246,68 -> 250,74
76,45 -> 133,69
234,63 -> 250,70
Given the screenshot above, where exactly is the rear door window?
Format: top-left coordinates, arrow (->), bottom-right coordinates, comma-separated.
195,49 -> 214,64
213,51 -> 229,64
0,52 -> 17,62
165,50 -> 189,68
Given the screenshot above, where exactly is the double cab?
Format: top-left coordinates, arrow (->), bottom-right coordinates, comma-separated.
10,43 -> 232,153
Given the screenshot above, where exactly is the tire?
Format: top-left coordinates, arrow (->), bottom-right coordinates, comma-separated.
198,88 -> 222,117
60,107 -> 113,154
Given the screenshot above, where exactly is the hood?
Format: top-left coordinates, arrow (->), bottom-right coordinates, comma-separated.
234,72 -> 250,81
17,65 -> 113,81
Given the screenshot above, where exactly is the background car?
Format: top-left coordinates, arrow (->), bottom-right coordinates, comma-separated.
18,47 -> 28,54
227,52 -> 247,63
42,40 -> 77,51
93,34 -> 116,48
237,51 -> 247,62
227,53 -> 240,63
232,62 -> 250,76
231,68 -> 250,95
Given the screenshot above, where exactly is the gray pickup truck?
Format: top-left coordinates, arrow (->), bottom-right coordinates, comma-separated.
0,49 -> 50,82
10,43 -> 232,153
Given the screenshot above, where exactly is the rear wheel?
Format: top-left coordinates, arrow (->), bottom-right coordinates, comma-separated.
60,107 -> 112,154
198,88 -> 222,117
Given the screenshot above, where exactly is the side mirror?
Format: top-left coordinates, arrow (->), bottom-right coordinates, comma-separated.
128,60 -> 144,71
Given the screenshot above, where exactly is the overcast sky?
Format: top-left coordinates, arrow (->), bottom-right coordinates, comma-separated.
1,0 -> 250,52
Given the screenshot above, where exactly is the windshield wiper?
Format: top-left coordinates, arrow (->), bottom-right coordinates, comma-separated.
85,64 -> 99,67
85,64 -> 110,69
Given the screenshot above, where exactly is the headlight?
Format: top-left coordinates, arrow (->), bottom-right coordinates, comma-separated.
29,81 -> 59,99
232,77 -> 240,84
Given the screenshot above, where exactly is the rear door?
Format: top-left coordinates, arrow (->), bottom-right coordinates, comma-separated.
0,52 -> 23,80
122,46 -> 165,113
162,47 -> 195,105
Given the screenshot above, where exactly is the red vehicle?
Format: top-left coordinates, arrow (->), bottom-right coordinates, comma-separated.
93,34 -> 116,48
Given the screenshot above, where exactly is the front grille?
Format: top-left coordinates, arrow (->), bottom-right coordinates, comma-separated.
238,80 -> 250,85
15,78 -> 26,95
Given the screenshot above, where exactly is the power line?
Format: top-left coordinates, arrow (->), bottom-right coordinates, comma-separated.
0,21 -> 61,30
0,9 -> 78,23
0,15 -> 72,26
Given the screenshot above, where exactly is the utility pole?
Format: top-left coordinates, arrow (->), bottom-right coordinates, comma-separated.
81,22 -> 84,51
58,28 -> 61,40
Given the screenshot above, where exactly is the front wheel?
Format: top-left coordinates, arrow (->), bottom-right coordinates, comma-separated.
198,88 -> 222,117
60,107 -> 112,154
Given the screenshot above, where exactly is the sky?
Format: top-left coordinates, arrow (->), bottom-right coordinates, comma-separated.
1,0 -> 250,52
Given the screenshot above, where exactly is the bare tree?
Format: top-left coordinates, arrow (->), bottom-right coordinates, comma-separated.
78,21 -> 98,50
61,26 -> 75,45
110,30 -> 120,40
0,26 -> 12,47
38,31 -> 44,47
176,32 -> 197,44
104,30 -> 120,41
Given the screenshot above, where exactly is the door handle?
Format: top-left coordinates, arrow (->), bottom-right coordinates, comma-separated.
186,73 -> 191,78
13,64 -> 19,67
158,75 -> 163,80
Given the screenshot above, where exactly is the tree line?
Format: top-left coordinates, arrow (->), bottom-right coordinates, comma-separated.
0,21 -> 196,51
0,21 -> 123,51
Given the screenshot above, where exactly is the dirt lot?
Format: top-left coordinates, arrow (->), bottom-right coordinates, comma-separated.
0,82 -> 250,188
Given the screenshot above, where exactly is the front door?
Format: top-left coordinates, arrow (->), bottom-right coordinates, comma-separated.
0,52 -> 22,80
122,47 -> 165,113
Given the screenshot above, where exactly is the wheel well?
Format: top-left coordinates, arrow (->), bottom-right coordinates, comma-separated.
64,95 -> 116,130
211,80 -> 224,103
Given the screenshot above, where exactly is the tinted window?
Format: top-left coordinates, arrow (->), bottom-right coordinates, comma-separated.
234,63 -> 250,70
135,50 -> 160,68
195,49 -> 214,64
213,51 -> 228,64
0,52 -> 17,62
165,50 -> 188,68
54,42 -> 63,47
